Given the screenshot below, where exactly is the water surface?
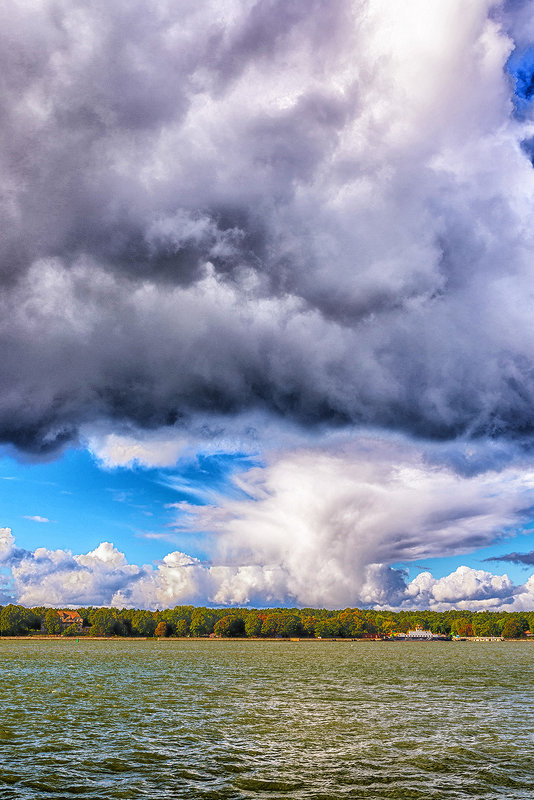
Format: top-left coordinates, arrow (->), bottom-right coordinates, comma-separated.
1,640 -> 533,799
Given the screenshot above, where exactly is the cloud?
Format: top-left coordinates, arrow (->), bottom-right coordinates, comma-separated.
0,527 -> 32,564
23,516 -> 50,523
1,528 -> 531,612
161,435 -> 534,607
8,540 -> 145,607
85,411 -> 308,469
3,435 -> 534,609
484,550 -> 534,565
404,566 -> 517,610
4,2 -> 534,612
0,1 -> 534,454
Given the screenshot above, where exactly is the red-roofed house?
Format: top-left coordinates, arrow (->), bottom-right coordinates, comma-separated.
57,610 -> 83,630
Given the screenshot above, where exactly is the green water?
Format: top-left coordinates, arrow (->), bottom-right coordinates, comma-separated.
0,640 -> 533,799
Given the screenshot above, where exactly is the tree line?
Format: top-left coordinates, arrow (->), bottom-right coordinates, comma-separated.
0,604 -> 532,639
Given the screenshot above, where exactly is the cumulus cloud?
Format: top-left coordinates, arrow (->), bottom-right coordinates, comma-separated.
1,528 -> 532,612
3,435 -> 534,609
7,540 -> 145,608
0,528 -> 31,564
162,436 -> 534,607
404,566 -> 517,609
1,529 -> 145,606
1,0 -> 534,453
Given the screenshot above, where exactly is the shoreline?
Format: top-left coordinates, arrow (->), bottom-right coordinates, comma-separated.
1,635 -> 532,642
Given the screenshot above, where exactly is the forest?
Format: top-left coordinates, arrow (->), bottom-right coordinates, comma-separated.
0,604 -> 532,639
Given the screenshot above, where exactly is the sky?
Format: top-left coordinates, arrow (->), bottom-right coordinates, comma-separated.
3,0 -> 534,610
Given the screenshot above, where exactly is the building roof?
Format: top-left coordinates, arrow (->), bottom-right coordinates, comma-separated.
58,610 -> 83,621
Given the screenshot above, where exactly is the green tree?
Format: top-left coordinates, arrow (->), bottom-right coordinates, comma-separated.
301,616 -> 316,637
214,615 -> 245,637
502,618 -> 525,639
190,609 -> 214,637
174,619 -> 189,637
315,618 -> 341,638
74,608 -> 91,627
0,604 -> 37,635
131,610 -> 156,637
472,617 -> 499,637
244,612 -> 262,637
517,615 -> 530,633
44,609 -> 63,635
89,608 -> 123,636
337,610 -> 366,638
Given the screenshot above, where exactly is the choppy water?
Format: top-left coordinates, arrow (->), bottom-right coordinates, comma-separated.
1,640 -> 533,799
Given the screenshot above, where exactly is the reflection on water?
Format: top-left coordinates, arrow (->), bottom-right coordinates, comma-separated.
0,640 -> 533,799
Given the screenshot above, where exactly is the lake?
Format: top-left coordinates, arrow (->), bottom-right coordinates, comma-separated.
0,640 -> 533,799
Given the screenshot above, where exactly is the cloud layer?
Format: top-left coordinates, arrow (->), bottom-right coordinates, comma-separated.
2,524 -> 533,611
3,435 -> 534,609
4,2 -> 534,609
2,0 -> 534,453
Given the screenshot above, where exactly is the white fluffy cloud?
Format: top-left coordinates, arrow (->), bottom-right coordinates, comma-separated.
405,566 -> 517,609
3,435 -> 534,609
166,437 -> 534,607
84,411 -> 309,469
0,530 -> 144,607
0,528 -> 17,562
2,528 -> 534,611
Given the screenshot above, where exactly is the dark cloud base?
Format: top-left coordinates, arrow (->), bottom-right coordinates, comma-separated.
3,1 -> 534,455
485,551 -> 534,566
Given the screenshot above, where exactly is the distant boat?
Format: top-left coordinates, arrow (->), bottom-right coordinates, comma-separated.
389,625 -> 451,641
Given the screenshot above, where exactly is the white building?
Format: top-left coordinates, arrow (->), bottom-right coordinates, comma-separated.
406,625 -> 434,639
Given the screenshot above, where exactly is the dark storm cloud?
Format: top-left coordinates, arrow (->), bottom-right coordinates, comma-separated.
2,0 -> 534,454
484,551 -> 534,565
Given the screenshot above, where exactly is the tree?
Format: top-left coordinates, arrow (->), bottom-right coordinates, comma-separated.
301,616 -> 316,637
260,613 -> 282,637
451,619 -> 473,637
258,612 -> 302,638
174,619 -> 189,637
131,610 -> 156,637
379,617 -> 396,636
337,610 -> 366,638
214,615 -> 245,637
472,618 -> 499,637
190,609 -> 214,637
44,609 -> 62,635
0,604 -> 37,635
155,621 -> 168,637
89,608 -> 123,636
74,608 -> 91,627
315,618 -> 341,638
502,618 -> 525,639
244,612 -> 262,637
62,624 -> 80,637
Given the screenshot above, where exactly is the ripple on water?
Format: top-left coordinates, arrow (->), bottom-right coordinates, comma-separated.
1,641 -> 534,799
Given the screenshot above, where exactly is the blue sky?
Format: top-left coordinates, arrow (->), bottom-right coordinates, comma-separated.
507,44 -> 534,117
3,1 -> 534,611
1,444 -> 533,586
0,448 -> 257,565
